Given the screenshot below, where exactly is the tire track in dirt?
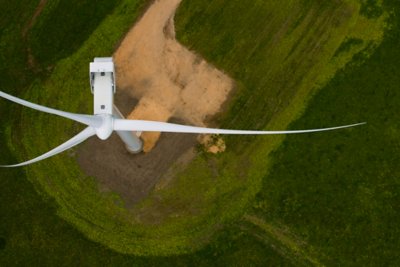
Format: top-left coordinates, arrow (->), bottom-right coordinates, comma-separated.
22,0 -> 48,69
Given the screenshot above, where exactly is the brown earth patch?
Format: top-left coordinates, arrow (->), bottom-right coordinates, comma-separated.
78,0 -> 233,205
114,0 -> 233,151
198,134 -> 226,154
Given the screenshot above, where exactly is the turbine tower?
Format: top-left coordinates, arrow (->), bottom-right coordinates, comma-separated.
0,57 -> 366,167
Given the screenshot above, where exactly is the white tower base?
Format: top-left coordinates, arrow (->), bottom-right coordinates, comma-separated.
113,105 -> 143,154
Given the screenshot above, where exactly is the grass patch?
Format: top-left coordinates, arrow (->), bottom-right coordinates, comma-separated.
0,0 -> 389,260
28,0 -> 122,66
251,0 -> 400,265
124,0 -> 386,254
0,0 -> 40,91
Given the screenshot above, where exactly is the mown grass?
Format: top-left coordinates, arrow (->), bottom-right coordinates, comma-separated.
251,0 -> 400,265
0,0 -> 151,263
0,0 -> 391,262
28,0 -> 122,66
3,1 -> 388,254
0,155 -> 290,267
0,0 -> 39,91
125,0 -> 386,254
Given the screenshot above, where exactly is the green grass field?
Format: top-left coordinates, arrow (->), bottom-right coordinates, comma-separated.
251,1 -> 400,264
1,0 -> 398,265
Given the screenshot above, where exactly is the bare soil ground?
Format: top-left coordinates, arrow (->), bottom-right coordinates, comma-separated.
78,126 -> 197,207
114,0 -> 233,151
78,0 -> 233,205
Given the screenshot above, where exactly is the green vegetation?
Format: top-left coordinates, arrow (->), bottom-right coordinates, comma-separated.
127,0 -> 386,254
1,0 -> 397,264
14,0 -> 384,255
0,0 -> 152,262
0,0 -> 39,91
28,0 -> 122,66
251,1 -> 400,264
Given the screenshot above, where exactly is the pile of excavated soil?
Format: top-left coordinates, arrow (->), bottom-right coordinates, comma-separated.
78,0 -> 233,205
114,0 -> 233,152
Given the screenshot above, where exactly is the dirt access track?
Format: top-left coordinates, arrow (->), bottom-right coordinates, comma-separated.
78,0 -> 234,206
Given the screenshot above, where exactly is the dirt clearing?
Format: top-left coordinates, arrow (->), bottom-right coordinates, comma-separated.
114,0 -> 233,151
78,0 -> 234,205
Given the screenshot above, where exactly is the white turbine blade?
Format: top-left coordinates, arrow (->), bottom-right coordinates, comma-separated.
0,127 -> 96,168
114,119 -> 366,135
0,91 -> 101,127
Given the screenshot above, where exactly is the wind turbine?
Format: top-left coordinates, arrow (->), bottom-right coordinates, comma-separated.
0,58 -> 365,167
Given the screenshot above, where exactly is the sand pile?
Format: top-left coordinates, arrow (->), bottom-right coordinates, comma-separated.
114,0 -> 233,152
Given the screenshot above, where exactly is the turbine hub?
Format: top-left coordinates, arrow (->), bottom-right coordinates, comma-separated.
95,114 -> 113,140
